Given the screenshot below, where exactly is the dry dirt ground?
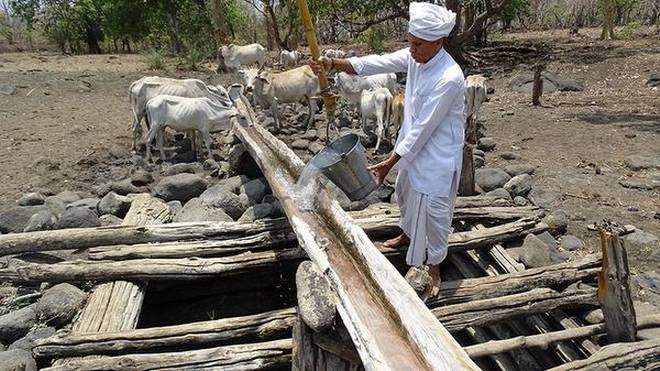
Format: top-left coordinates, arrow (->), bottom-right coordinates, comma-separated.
0,28 -> 658,286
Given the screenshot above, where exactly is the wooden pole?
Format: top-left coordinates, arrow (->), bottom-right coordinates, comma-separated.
296,0 -> 337,142
532,63 -> 544,106
597,222 -> 637,342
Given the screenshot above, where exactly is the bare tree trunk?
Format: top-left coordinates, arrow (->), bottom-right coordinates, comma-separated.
207,0 -> 231,46
532,63 -> 544,106
601,0 -> 616,40
165,7 -> 184,54
262,0 -> 284,51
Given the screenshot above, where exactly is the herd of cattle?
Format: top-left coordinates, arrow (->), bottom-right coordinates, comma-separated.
129,43 -> 488,161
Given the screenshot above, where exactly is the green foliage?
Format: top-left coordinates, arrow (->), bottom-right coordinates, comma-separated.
357,27 -> 385,54
500,0 -> 530,25
144,49 -> 166,70
620,20 -> 641,38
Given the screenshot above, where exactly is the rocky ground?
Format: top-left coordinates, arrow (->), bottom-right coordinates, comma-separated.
0,28 -> 658,369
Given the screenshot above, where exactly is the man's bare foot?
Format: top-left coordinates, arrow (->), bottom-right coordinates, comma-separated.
382,233 -> 410,249
428,264 -> 441,297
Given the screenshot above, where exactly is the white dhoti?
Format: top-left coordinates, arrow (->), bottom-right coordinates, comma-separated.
396,168 -> 459,266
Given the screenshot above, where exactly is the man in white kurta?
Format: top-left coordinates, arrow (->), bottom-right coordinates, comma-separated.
313,2 -> 464,296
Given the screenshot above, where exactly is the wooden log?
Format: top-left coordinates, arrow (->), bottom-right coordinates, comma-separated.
233,101 -> 478,370
53,194 -> 174,368
458,144 -> 476,196
532,63 -> 543,106
88,230 -> 297,260
598,224 -> 637,342
547,338 -> 660,371
0,218 -> 289,257
427,255 -> 600,308
2,248 -> 306,283
465,314 -> 660,358
41,339 -> 293,371
433,287 -> 599,333
33,307 -> 296,358
296,261 -> 337,333
313,332 -> 363,366
292,315 -> 316,371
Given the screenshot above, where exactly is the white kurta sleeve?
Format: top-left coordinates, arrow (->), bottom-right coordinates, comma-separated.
394,79 -> 462,160
348,48 -> 410,76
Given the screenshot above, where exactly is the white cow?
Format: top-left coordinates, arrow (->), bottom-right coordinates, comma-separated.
144,95 -> 243,162
335,72 -> 397,108
219,43 -> 266,72
359,87 -> 392,152
322,49 -> 346,58
253,65 -> 320,131
279,50 -> 303,68
128,76 -> 231,150
465,74 -> 488,124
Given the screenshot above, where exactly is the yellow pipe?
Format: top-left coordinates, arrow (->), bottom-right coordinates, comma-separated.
296,0 -> 336,141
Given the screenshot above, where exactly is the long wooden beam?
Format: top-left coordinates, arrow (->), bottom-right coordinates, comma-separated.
231,97 -> 478,370
547,338 -> 660,371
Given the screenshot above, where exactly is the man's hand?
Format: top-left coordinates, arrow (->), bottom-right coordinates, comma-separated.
308,56 -> 332,76
368,153 -> 401,185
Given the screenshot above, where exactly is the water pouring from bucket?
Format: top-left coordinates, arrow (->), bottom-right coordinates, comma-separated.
295,134 -> 377,209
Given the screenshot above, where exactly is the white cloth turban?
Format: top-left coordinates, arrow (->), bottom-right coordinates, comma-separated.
408,2 -> 456,41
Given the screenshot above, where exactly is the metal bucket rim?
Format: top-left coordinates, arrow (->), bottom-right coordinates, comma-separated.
309,133 -> 361,170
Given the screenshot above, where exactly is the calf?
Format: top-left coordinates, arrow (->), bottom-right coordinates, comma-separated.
219,43 -> 266,72
144,95 -> 242,162
129,76 -> 231,150
322,49 -> 346,58
359,87 -> 392,152
279,50 -> 303,68
253,65 -> 320,130
389,94 -> 405,142
335,72 -> 397,108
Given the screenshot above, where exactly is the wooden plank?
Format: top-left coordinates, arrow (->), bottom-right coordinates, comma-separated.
231,96 -> 479,370
33,308 -> 296,358
42,339 -> 293,371
598,225 -> 637,342
465,314 -> 660,358
547,338 -> 660,371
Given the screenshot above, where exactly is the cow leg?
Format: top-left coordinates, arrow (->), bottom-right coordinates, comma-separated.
158,129 -> 167,162
200,129 -> 213,159
375,114 -> 384,152
271,99 -> 280,131
306,96 -> 317,131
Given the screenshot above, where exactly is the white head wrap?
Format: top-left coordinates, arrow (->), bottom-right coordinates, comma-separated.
408,2 -> 456,41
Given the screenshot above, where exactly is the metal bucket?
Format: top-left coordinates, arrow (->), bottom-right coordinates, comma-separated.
310,134 -> 377,201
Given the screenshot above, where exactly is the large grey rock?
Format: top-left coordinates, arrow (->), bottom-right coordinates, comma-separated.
560,235 -> 584,251
8,326 -> 56,351
291,139 -> 310,150
634,271 -> 660,294
237,203 -> 274,223
624,154 -> 660,171
130,170 -> 154,186
636,301 -> 660,337
504,174 -> 532,196
528,187 -> 562,209
296,261 -> 336,332
582,309 -> 604,324
153,173 -> 207,203
0,349 -> 37,371
477,137 -> 497,152
619,177 -> 660,190
216,175 -> 249,194
485,188 -> 513,202
167,200 -> 183,214
504,163 -> 536,177
0,205 -> 50,233
0,305 -> 37,343
475,168 -> 511,192
508,233 -> 570,268
0,83 -> 17,95
57,207 -> 101,229
48,191 -> 81,206
309,142 -> 324,154
202,159 -> 220,172
514,196 -> 529,206
99,214 -> 123,226
36,283 -> 86,327
173,197 -> 233,223
23,210 -> 58,232
647,73 -> 660,87
110,179 -> 141,196
536,231 -> 557,247
228,144 -> 261,178
199,185 -> 249,220
66,198 -> 100,213
163,162 -> 199,176
500,151 -> 520,160
624,230 -> 659,262
542,209 -> 569,236
17,193 -> 46,206
240,177 -> 270,204
98,192 -> 131,218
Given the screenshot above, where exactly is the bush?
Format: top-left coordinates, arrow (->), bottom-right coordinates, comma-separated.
144,49 -> 166,70
620,21 -> 641,39
357,27 -> 385,54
